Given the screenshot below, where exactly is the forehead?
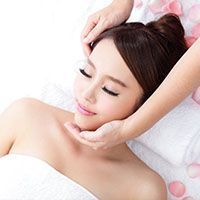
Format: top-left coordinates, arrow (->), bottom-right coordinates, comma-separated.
90,39 -> 132,81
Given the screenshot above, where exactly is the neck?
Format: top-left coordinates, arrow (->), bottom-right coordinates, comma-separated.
80,141 -> 129,160
58,111 -> 131,161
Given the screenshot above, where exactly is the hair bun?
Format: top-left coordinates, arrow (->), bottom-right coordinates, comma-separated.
146,13 -> 185,44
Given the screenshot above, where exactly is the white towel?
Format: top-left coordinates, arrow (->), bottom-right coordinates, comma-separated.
0,154 -> 97,200
135,95 -> 200,166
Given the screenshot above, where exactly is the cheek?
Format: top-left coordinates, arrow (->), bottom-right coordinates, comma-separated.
98,95 -> 136,121
73,93 -> 111,131
73,78 -> 140,130
74,98 -> 135,131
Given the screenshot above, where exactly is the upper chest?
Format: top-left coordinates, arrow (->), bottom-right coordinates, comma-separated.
9,112 -> 140,199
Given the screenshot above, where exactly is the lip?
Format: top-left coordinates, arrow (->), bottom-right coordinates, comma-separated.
76,103 -> 96,116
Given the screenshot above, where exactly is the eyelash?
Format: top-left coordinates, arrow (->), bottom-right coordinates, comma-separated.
79,68 -> 119,97
102,87 -> 119,96
79,68 -> 92,78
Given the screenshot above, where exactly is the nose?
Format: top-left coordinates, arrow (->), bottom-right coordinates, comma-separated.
82,84 -> 97,104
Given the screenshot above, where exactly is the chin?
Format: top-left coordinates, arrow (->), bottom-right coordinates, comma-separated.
74,113 -> 103,131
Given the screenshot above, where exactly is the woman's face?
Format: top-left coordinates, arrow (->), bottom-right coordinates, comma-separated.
73,39 -> 143,131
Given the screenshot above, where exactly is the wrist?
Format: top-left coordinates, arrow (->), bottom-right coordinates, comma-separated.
112,0 -> 133,15
121,114 -> 140,140
120,117 -> 133,141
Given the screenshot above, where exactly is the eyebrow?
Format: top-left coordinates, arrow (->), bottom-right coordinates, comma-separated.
87,58 -> 127,88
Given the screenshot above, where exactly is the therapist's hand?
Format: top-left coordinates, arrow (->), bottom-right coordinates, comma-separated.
64,119 -> 127,150
81,0 -> 133,56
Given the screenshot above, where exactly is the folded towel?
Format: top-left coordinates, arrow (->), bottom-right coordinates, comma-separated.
135,94 -> 200,166
127,140 -> 200,200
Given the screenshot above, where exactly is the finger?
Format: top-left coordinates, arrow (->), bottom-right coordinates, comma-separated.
64,123 -> 87,144
81,20 -> 97,57
65,124 -> 92,145
82,42 -> 92,57
64,122 -> 107,149
81,18 -> 98,41
76,135 -> 105,149
80,121 -> 115,142
64,122 -> 81,134
80,130 -> 104,142
83,20 -> 106,44
70,131 -> 105,150
64,123 -> 103,147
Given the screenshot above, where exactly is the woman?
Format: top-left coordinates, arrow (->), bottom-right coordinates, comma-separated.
69,0 -> 200,150
0,14 -> 187,199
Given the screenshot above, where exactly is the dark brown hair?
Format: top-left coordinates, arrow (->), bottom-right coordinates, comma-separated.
91,13 -> 188,105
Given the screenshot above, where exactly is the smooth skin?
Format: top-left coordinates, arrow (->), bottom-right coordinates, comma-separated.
0,98 -> 166,200
0,39 -> 167,200
65,0 -> 200,150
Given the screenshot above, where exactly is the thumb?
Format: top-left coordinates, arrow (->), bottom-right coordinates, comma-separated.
64,122 -> 81,135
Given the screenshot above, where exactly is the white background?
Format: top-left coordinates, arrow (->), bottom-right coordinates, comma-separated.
0,0 -> 112,113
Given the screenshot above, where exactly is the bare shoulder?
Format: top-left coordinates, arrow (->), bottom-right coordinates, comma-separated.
9,97 -> 60,113
113,152 -> 167,200
8,97 -> 73,120
3,97 -> 51,116
12,97 -> 74,130
129,165 -> 167,200
0,97 -> 73,153
0,98 -> 45,156
140,170 -> 167,200
3,98 -> 54,124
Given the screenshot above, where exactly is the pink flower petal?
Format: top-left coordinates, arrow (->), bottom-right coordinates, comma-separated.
191,23 -> 200,38
134,0 -> 143,8
188,4 -> 200,22
192,87 -> 200,105
185,36 -> 197,48
182,196 -> 194,200
168,181 -> 186,197
187,163 -> 200,178
149,0 -> 165,13
162,0 -> 183,16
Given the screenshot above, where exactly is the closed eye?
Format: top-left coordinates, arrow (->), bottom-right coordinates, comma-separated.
79,68 -> 119,96
102,87 -> 119,96
79,68 -> 92,78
